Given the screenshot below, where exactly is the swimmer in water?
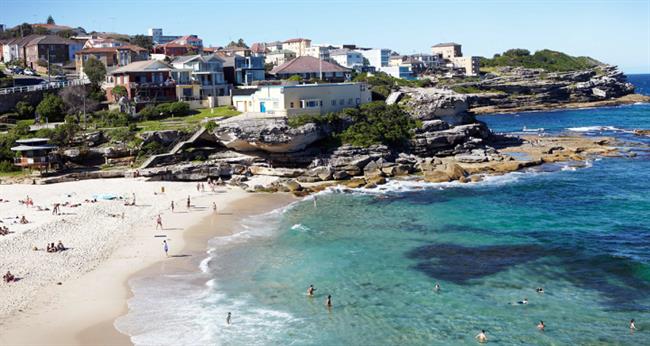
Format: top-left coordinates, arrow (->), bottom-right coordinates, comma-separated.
475,330 -> 487,343
226,312 -> 231,325
630,319 -> 636,331
434,283 -> 440,292
517,298 -> 529,305
307,284 -> 316,296
536,287 -> 544,293
325,295 -> 332,308
537,321 -> 545,331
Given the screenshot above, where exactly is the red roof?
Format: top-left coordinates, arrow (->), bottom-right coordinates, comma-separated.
250,42 -> 266,53
271,56 -> 350,75
76,45 -> 147,55
283,38 -> 311,44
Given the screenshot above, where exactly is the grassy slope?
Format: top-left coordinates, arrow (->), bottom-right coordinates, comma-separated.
480,49 -> 601,72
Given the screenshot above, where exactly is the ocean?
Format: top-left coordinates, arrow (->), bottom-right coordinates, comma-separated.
116,74 -> 650,345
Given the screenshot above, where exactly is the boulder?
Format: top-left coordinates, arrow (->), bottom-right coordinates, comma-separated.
249,166 -> 304,177
345,178 -> 367,188
363,160 -> 384,178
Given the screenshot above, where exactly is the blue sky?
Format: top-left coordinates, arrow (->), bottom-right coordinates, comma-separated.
2,0 -> 649,73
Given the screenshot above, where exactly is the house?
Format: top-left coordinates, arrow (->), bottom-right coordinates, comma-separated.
82,37 -> 125,49
105,60 -> 176,105
221,54 -> 265,86
358,48 -> 391,69
380,65 -> 415,80
148,28 -> 181,45
1,35 -> 40,63
265,41 -> 283,52
265,49 -> 296,66
23,35 -> 75,70
10,138 -> 59,172
232,82 -> 371,116
431,42 -> 462,59
329,49 -> 364,69
217,46 -> 251,57
170,54 -> 230,99
450,56 -> 480,76
249,42 -> 267,56
270,56 -> 350,82
282,38 -> 311,56
152,35 -> 203,57
305,46 -> 330,61
75,45 -> 149,78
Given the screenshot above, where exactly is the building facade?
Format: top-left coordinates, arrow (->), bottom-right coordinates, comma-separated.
105,60 -> 177,104
170,54 -> 229,99
431,42 -> 462,59
270,56 -> 350,82
222,54 -> 265,86
75,45 -> 149,78
265,49 -> 296,66
450,56 -> 480,76
282,38 -> 311,57
329,49 -> 364,69
148,28 -> 181,45
232,82 -> 371,116
358,48 -> 391,69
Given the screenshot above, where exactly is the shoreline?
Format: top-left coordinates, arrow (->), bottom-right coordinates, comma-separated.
470,93 -> 650,115
0,178 -> 293,345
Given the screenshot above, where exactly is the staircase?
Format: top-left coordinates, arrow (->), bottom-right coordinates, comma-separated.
139,127 -> 210,169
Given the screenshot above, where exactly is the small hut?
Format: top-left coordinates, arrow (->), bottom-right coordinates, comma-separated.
10,138 -> 59,173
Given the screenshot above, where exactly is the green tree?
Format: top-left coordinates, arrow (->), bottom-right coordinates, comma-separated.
287,75 -> 302,82
33,26 -> 50,35
18,23 -> 33,37
51,115 -> 81,146
15,101 -> 34,119
46,15 -> 55,24
111,85 -> 128,99
130,35 -> 153,50
227,38 -> 248,48
83,57 -> 106,86
340,102 -> 418,148
36,94 -> 66,122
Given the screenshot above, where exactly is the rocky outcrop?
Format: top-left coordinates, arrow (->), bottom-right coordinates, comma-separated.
213,117 -> 326,153
139,130 -> 184,147
410,122 -> 491,157
463,65 -> 636,113
400,87 -> 472,125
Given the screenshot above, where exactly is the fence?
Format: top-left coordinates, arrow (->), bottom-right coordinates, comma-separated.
0,79 -> 90,95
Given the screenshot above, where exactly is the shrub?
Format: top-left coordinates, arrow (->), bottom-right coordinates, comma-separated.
15,101 -> 34,119
168,101 -> 190,116
0,160 -> 17,173
339,102 -> 418,148
94,110 -> 129,127
50,116 -> 81,146
108,127 -> 134,143
287,75 -> 302,81
36,94 -> 65,122
204,120 -> 218,132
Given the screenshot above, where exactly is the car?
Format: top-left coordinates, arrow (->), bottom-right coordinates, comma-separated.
23,69 -> 36,76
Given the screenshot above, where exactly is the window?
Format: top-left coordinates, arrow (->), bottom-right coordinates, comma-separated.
290,102 -> 294,108
304,100 -> 319,108
273,102 -> 279,108
339,99 -> 344,105
348,98 -> 353,105
356,98 -> 361,105
331,100 -> 336,106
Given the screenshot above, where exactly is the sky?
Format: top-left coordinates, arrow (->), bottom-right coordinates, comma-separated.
2,0 -> 649,73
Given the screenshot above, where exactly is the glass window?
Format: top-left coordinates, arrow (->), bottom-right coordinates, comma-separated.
348,98 -> 353,105
331,100 -> 336,106
290,102 -> 294,108
356,98 -> 361,105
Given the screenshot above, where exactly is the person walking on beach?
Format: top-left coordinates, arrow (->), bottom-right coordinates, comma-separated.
307,284 -> 316,296
325,295 -> 332,308
156,214 -> 163,230
212,202 -> 217,213
226,312 -> 232,325
187,196 -> 191,210
630,319 -> 636,332
537,321 -> 545,331
475,330 -> 487,343
132,193 -> 136,206
163,240 -> 169,257
171,200 -> 175,212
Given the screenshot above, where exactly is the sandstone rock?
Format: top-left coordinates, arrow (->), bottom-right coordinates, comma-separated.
332,171 -> 350,180
140,130 -> 182,147
363,160 -> 384,178
345,178 -> 367,188
366,176 -> 387,186
249,166 -> 304,177
285,180 -> 303,192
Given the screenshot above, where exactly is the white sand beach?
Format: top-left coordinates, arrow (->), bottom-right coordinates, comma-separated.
0,176 -> 288,345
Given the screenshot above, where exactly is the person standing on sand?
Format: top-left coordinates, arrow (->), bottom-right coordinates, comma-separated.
226,312 -> 232,325
475,330 -> 487,343
187,196 -> 191,210
156,214 -> 163,230
132,193 -> 136,206
163,240 -> 169,257
171,200 -> 175,212
212,202 -> 217,213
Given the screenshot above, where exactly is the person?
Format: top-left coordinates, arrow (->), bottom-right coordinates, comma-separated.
3,271 -> 15,283
163,240 -> 169,257
537,321 -> 545,331
56,241 -> 65,251
325,295 -> 332,308
52,203 -> 60,215
536,287 -> 544,294
630,319 -> 636,331
196,183 -> 201,192
132,193 -> 136,206
46,243 -> 53,252
307,285 -> 316,296
161,186 -> 165,194
212,202 -> 217,213
20,215 -> 28,224
434,283 -> 441,292
226,312 -> 232,325
156,214 -> 163,230
187,196 -> 191,210
171,200 -> 175,212
475,330 -> 487,343
515,298 -> 528,305
313,195 -> 317,208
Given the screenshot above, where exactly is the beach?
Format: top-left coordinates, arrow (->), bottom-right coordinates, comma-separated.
0,177 -> 295,345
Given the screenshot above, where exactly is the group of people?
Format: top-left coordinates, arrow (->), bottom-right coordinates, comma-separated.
3,271 -> 16,283
0,225 -> 11,235
46,241 -> 66,253
19,196 -> 34,207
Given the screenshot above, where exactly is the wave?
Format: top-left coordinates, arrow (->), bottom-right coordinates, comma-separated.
567,125 -> 623,132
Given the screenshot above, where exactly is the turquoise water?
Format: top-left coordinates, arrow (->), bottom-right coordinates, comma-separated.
117,75 -> 650,345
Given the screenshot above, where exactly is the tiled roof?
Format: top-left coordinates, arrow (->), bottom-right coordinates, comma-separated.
111,60 -> 172,74
28,35 -> 75,46
250,42 -> 266,53
283,38 -> 311,44
270,56 -> 349,75
76,45 -> 147,54
432,42 -> 460,47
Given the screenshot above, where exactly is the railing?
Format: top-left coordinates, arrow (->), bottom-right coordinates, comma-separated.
0,79 -> 90,95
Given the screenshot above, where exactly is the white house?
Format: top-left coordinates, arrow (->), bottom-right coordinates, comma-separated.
358,48 -> 391,69
170,54 -> 229,99
329,49 -> 364,69
232,82 -> 372,116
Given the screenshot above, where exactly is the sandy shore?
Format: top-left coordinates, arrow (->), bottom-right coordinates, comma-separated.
0,177 -> 293,345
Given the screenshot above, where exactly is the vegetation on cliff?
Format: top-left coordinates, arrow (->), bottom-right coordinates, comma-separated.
480,49 -> 601,72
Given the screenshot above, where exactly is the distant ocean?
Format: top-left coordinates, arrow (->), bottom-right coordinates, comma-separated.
116,74 -> 650,345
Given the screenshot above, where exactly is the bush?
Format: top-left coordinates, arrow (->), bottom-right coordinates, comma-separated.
0,160 -> 17,173
287,75 -> 302,81
480,49 -> 600,72
139,102 -> 190,120
36,94 -> 65,122
168,101 -> 190,116
339,102 -> 419,148
50,116 -> 81,146
93,110 -> 130,127
204,120 -> 218,132
108,127 -> 134,143
15,101 -> 34,119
